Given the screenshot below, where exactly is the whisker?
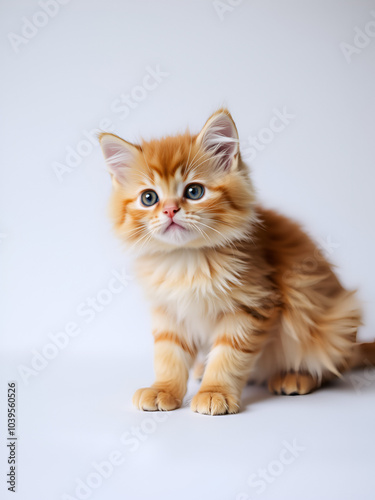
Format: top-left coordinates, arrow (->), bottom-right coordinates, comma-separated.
188,154 -> 213,173
126,225 -> 147,236
127,227 -> 153,252
192,220 -> 240,251
131,171 -> 154,186
189,222 -> 209,243
137,231 -> 154,255
186,147 -> 203,173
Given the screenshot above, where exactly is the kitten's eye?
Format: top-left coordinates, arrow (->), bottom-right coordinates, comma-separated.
140,190 -> 159,206
184,183 -> 205,200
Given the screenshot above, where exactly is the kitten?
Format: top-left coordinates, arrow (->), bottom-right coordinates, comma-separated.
99,109 -> 375,415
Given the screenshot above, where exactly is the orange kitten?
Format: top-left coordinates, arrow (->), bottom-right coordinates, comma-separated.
99,109 -> 375,415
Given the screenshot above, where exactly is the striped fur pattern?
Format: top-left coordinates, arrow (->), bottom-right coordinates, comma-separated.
99,109 -> 373,415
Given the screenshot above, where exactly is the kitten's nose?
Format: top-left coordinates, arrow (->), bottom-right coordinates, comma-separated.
163,204 -> 180,219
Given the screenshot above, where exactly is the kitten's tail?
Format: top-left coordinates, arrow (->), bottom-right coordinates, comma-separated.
350,340 -> 375,369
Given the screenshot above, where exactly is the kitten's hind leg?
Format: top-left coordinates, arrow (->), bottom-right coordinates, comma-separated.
268,372 -> 320,395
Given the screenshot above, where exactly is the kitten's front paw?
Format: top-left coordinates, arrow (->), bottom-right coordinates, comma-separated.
191,390 -> 240,415
133,387 -> 181,411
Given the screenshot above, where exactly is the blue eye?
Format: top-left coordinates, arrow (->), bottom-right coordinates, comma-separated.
184,183 -> 205,200
141,190 -> 159,206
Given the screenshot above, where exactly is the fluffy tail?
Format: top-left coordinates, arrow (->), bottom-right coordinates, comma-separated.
350,340 -> 375,369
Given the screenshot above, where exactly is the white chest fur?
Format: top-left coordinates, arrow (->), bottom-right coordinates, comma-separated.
135,248 -> 244,347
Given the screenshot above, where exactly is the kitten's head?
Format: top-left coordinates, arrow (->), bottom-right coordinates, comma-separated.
99,109 -> 256,253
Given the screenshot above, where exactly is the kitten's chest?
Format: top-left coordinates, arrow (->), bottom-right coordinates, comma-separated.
136,249 -> 244,322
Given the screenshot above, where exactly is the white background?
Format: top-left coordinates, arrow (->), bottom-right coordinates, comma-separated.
1,1 -> 375,499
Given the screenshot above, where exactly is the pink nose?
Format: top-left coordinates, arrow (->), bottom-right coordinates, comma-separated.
163,205 -> 180,219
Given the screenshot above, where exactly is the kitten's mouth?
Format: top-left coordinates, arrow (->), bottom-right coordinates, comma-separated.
154,219 -> 195,245
164,221 -> 185,232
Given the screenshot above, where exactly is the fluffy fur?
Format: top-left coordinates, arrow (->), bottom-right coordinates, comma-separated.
99,109 -> 375,415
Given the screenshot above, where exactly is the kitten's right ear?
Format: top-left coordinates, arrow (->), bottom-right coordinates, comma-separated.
99,133 -> 139,184
196,109 -> 239,172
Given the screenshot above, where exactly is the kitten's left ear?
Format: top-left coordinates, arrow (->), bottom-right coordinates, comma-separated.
196,109 -> 239,171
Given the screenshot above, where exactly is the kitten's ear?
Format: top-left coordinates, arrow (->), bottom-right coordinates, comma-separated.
196,109 -> 239,171
99,133 -> 139,184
